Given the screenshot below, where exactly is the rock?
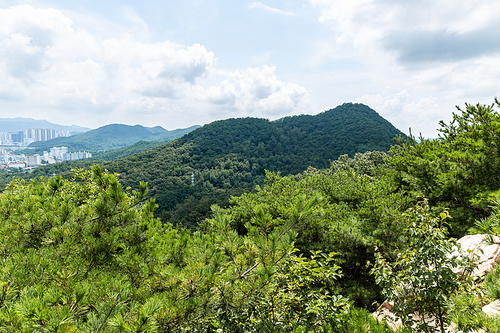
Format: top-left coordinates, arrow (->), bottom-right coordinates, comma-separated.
455,234 -> 500,279
483,300 -> 500,316
373,234 -> 500,331
373,301 -> 401,331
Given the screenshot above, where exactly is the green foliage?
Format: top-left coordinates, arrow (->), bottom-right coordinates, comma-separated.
177,103 -> 403,176
206,162 -> 412,309
90,140 -> 165,161
251,251 -> 349,331
371,200 -> 476,333
447,292 -> 498,333
473,195 -> 500,237
10,103 -> 404,230
333,307 -> 410,333
0,166 -> 355,331
340,150 -> 389,176
9,98 -> 500,331
389,98 -> 500,236
485,268 -> 500,303
451,195 -> 500,332
0,166 -> 163,331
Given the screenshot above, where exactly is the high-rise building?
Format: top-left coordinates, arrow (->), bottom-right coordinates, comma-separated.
49,147 -> 68,161
56,130 -> 71,138
0,132 -> 11,145
26,155 -> 41,167
25,128 -> 39,142
11,131 -> 24,143
25,128 -> 62,142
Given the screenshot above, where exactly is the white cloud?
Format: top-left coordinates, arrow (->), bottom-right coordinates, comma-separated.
356,91 -> 449,137
308,0 -> 500,138
121,6 -> 151,41
409,56 -> 500,100
310,0 -> 500,66
357,90 -> 409,119
206,65 -> 312,117
248,2 -> 297,16
0,5 -> 311,128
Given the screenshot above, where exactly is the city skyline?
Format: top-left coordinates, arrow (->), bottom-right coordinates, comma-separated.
0,127 -> 71,145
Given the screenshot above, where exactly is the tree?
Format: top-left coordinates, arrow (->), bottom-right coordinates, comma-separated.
0,166 -> 355,331
371,200 -> 476,333
0,165 -> 165,331
250,251 -> 349,331
388,98 -> 500,236
205,165 -> 412,309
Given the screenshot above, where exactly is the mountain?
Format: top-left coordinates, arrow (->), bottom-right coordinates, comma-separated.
28,124 -> 201,151
15,103 -> 405,228
89,140 -> 166,161
0,117 -> 90,133
173,102 -> 404,175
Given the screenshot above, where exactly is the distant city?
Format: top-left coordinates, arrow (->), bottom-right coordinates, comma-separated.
0,128 -> 71,146
0,128 -> 92,170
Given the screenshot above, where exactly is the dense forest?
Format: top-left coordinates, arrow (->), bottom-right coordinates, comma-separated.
3,100 -> 500,331
88,140 -> 166,161
12,103 -> 405,228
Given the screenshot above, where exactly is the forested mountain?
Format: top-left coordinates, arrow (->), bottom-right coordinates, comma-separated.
27,124 -> 200,151
22,103 -> 405,228
0,117 -> 90,133
175,102 -> 403,175
89,140 -> 165,161
3,100 -> 500,331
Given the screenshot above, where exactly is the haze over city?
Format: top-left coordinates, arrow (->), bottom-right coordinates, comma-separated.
1,0 -> 499,137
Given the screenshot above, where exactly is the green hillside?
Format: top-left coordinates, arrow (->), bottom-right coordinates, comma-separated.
3,100 -> 500,331
22,103 -> 405,228
173,102 -> 403,175
89,140 -> 165,161
115,103 -> 404,222
27,124 -> 200,152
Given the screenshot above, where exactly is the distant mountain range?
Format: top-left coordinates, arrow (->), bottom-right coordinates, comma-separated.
0,117 -> 90,133
28,124 -> 201,151
22,102 -> 406,228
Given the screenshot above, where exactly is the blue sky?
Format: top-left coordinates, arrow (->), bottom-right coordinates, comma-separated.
0,0 -> 499,137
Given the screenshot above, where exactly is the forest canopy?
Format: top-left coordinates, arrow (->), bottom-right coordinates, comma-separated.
3,100 -> 500,331
6,103 -> 405,229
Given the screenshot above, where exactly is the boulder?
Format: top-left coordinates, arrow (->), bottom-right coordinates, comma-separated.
373,301 -> 401,331
373,234 -> 500,331
455,234 -> 500,279
483,300 -> 500,316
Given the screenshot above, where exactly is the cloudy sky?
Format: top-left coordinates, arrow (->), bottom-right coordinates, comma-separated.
1,0 -> 499,137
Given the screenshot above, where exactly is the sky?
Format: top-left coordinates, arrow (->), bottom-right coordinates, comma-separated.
0,0 -> 499,137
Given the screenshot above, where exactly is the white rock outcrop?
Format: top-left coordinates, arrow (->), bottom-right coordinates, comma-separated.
455,234 -> 500,279
373,301 -> 401,331
482,300 -> 500,316
374,234 -> 500,331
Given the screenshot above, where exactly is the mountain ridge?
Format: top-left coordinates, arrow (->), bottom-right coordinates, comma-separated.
0,117 -> 90,133
12,102 -> 406,228
106,102 -> 406,226
27,123 -> 201,151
